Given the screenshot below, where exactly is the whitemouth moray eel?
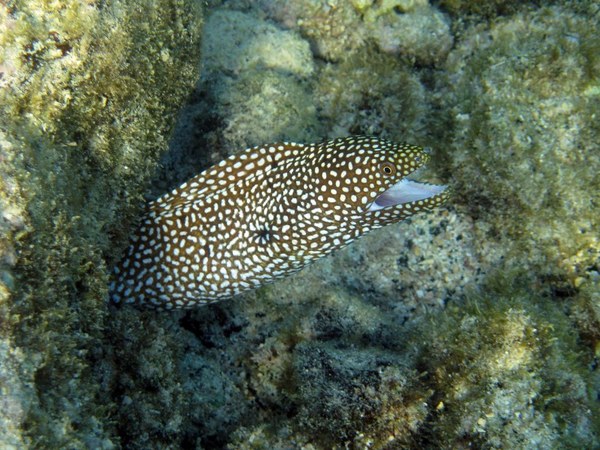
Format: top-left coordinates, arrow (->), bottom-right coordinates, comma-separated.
110,136 -> 448,309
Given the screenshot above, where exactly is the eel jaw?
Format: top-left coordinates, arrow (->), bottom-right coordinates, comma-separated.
367,178 -> 448,212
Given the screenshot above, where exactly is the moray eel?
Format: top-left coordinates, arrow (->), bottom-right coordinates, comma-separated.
110,136 -> 448,310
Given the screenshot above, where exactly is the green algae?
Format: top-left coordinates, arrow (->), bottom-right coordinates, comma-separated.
182,9 -> 320,154
0,0 -> 597,448
104,1 -> 598,447
260,0 -> 452,64
437,0 -> 535,17
413,273 -> 599,448
221,269 -> 598,449
315,49 -> 429,140
0,0 -> 202,446
434,4 -> 600,285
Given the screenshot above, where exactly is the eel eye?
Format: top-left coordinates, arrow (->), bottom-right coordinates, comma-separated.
380,162 -> 396,176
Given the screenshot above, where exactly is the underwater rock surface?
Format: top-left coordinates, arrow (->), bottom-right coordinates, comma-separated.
0,0 -> 203,447
438,4 -> 600,283
1,0 -> 598,448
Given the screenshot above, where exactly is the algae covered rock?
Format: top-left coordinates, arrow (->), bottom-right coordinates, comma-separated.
413,276 -> 599,448
1,0 -> 596,448
259,0 -> 452,65
438,0 -> 540,17
291,342 -> 427,447
259,0 -> 366,61
202,9 -> 314,79
200,9 -> 319,150
366,1 -> 453,65
315,50 -> 429,139
0,0 -> 202,446
222,270 -> 598,448
437,4 -> 600,284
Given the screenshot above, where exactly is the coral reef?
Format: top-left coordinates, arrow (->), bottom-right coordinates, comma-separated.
0,0 -> 202,446
222,273 -> 598,449
2,0 -> 598,448
435,3 -> 600,285
368,2 -> 452,65
155,8 -> 321,193
202,9 -> 319,150
315,50 -> 429,139
258,0 -> 452,64
416,275 -> 599,448
105,1 -> 599,447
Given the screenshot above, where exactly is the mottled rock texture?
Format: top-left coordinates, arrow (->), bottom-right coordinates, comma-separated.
0,0 -> 202,447
2,0 -> 598,448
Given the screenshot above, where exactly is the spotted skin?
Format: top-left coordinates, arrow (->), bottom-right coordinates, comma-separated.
110,136 -> 448,309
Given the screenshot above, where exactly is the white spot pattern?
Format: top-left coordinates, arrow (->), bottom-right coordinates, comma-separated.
110,136 -> 448,309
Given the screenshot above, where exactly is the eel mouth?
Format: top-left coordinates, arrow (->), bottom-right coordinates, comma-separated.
367,178 -> 448,212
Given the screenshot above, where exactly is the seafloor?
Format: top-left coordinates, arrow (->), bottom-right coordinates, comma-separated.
0,0 -> 598,448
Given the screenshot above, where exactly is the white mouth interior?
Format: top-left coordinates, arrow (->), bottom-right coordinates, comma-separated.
367,179 -> 447,212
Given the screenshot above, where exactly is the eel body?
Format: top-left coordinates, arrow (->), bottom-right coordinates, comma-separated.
110,136 -> 448,309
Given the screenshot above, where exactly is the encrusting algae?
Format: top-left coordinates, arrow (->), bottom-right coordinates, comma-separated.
110,136 -> 448,309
